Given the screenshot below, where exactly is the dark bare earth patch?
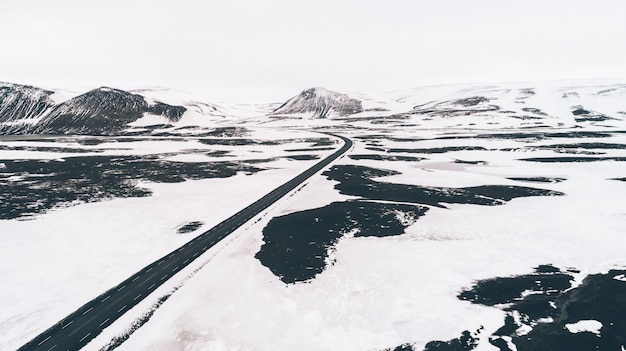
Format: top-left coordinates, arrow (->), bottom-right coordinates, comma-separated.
306,138 -> 335,147
176,221 -> 204,234
354,135 -> 424,143
520,156 -> 626,163
385,266 -> 626,350
285,147 -> 336,152
198,138 -> 282,146
0,144 -> 106,153
0,156 -> 263,220
453,159 -> 488,165
507,177 -> 566,183
505,143 -> 626,154
203,127 -> 249,138
349,154 -> 427,162
547,142 -> 626,149
384,329 -> 482,351
571,106 -> 614,123
458,266 -> 626,351
423,330 -> 481,351
284,154 -> 320,161
366,146 -> 488,154
521,107 -> 548,116
323,165 -> 564,208
255,200 -> 428,284
434,131 -> 613,141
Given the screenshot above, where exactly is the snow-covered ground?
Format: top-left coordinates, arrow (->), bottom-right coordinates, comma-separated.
0,128 -> 338,350
107,126 -> 626,351
2,81 -> 626,351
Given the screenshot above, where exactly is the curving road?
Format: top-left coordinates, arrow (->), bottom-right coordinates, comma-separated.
19,133 -> 352,351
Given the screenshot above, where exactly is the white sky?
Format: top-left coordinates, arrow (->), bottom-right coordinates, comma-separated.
1,0 -> 625,102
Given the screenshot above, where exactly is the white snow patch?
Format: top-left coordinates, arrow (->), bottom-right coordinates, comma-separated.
613,274 -> 626,282
564,320 -> 603,335
127,113 -> 171,127
535,317 -> 554,324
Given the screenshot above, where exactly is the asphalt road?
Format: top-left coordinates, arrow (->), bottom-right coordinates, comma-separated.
19,133 -> 352,351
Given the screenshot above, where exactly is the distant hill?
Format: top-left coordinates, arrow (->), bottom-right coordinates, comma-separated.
272,87 -> 363,118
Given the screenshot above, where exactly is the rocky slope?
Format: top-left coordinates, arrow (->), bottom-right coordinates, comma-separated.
0,83 -> 187,135
33,87 -> 186,135
0,82 -> 55,123
271,87 -> 363,118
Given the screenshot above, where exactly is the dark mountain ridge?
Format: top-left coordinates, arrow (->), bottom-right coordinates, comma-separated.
0,82 -> 55,123
0,83 -> 186,135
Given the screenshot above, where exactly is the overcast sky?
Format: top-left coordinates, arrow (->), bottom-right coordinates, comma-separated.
1,0 -> 625,102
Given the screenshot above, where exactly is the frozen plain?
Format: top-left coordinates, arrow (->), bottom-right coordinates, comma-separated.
1,81 -> 626,350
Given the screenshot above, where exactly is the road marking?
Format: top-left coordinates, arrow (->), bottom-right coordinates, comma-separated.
37,335 -> 51,345
172,266 -> 179,272
68,315 -> 98,336
82,307 -> 93,315
146,267 -> 153,272
157,260 -> 164,265
99,318 -> 110,327
137,271 -> 159,287
79,333 -> 91,343
149,283 -> 156,290
132,276 -> 141,281
133,294 -> 142,301
162,260 -> 175,269
183,259 -> 189,264
61,320 -> 74,329
192,252 -> 199,257
117,305 -> 127,313
47,344 -> 57,351
105,289 -> 135,310
118,285 -> 126,291
202,246 -> 207,250
67,325 -> 81,336
168,253 -> 175,258
209,240 -> 216,245
160,274 -> 168,281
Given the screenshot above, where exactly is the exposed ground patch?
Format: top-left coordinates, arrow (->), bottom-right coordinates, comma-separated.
348,154 -> 427,162
0,156 -> 263,220
323,165 -> 564,208
458,266 -> 626,350
176,221 -> 204,234
507,177 -> 566,183
366,146 -> 488,154
256,200 -> 428,284
520,156 -> 626,163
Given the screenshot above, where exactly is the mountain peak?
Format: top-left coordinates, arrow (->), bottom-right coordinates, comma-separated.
301,87 -> 331,97
95,86 -> 121,93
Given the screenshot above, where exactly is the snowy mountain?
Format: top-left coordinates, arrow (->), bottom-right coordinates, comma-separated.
271,87 -> 363,118
0,82 -> 55,124
3,81 -> 625,135
250,82 -> 626,132
31,87 -> 186,135
0,84 -> 189,135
